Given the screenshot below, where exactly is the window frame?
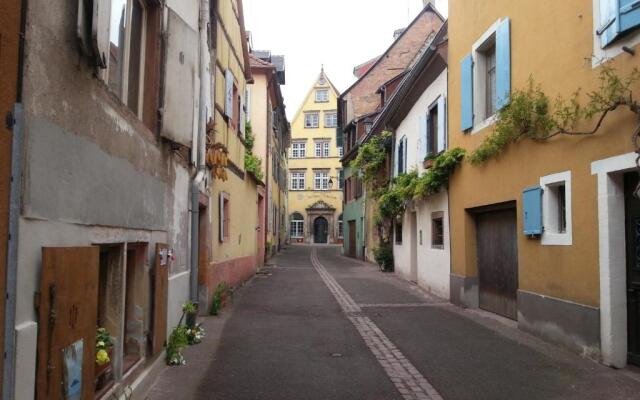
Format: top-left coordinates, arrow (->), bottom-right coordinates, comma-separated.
431,212 -> 445,249
219,192 -> 230,243
592,0 -> 640,66
290,171 -> 306,191
540,170 -> 573,246
291,141 -> 306,158
290,213 -> 304,238
304,112 -> 320,128
313,170 -> 330,191
324,111 -> 338,128
315,89 -> 329,103
107,0 -> 148,118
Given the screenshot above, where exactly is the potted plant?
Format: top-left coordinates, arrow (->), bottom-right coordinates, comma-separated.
95,327 -> 114,387
423,153 -> 437,169
182,301 -> 198,328
373,241 -> 394,272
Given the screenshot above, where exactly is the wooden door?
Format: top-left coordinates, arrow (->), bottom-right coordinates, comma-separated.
257,194 -> 265,267
476,208 -> 518,320
348,221 -> 356,258
151,243 -> 169,356
624,172 -> 640,366
314,217 -> 328,244
36,247 -> 99,400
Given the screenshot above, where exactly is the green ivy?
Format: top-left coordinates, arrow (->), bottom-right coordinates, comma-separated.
469,65 -> 640,164
373,241 -> 394,272
349,131 -> 393,187
243,122 -> 264,180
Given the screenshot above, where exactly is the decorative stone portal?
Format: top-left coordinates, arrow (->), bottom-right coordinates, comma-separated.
306,200 -> 336,244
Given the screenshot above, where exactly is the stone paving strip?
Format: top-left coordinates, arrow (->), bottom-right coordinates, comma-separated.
310,248 -> 444,400
359,303 -> 449,308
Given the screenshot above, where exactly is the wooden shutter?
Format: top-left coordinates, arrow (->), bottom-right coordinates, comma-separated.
419,114 -> 428,161
460,54 -> 474,131
598,0 -> 620,47
495,18 -> 511,111
161,10 -> 198,147
620,0 -> 640,33
36,247 -> 99,400
240,95 -> 246,136
336,126 -> 344,147
225,70 -> 234,119
523,186 -> 544,236
91,0 -> 111,68
437,96 -> 447,153
403,137 -> 408,174
152,243 -> 169,356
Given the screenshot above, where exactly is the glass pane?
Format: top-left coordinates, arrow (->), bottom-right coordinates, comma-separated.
128,0 -> 144,115
109,0 -> 128,97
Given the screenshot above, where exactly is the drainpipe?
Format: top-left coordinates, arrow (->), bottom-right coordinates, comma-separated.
190,0 -> 211,306
3,0 -> 27,398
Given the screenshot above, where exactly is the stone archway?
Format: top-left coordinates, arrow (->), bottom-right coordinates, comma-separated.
306,200 -> 336,243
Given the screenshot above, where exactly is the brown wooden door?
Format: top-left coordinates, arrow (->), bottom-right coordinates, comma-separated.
624,172 -> 640,366
348,221 -> 356,258
476,208 -> 519,320
152,243 -> 169,356
36,247 -> 99,400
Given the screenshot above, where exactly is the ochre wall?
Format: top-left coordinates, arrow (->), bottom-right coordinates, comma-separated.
448,0 -> 639,307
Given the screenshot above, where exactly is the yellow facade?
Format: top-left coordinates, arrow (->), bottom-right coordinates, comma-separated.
288,71 -> 343,243
205,0 -> 262,296
447,0 -> 640,362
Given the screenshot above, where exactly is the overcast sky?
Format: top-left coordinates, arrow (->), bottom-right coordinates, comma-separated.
243,0 -> 449,119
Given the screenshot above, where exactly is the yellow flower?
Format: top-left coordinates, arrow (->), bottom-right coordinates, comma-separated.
96,349 -> 110,365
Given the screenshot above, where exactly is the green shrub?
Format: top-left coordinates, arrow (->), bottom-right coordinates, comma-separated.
373,242 -> 394,272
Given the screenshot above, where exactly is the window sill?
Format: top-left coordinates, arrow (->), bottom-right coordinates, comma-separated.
431,245 -> 445,250
541,232 -> 572,246
470,114 -> 497,135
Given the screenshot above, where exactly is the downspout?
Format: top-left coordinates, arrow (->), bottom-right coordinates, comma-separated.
190,0 -> 211,306
265,75 -> 272,257
3,0 -> 27,397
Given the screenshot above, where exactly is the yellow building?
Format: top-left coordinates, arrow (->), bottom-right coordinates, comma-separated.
201,0 -> 264,306
288,70 -> 343,244
447,0 -> 640,367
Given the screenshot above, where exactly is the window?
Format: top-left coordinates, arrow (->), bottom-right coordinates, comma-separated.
427,105 -> 438,157
540,171 -> 572,245
460,18 -> 510,131
290,171 -> 306,191
325,112 -> 338,128
290,213 -> 304,238
364,122 -> 373,135
291,141 -> 306,158
314,171 -> 330,190
315,141 -> 330,158
395,221 -> 403,244
338,169 -> 344,189
396,136 -> 407,176
432,212 -> 444,249
424,96 -> 446,158
315,89 -> 329,103
219,192 -> 230,242
108,0 -> 146,116
337,214 -> 343,238
596,0 -> 640,50
338,147 -> 344,157
305,112 -> 319,128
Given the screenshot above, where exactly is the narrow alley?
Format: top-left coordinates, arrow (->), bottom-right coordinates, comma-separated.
148,246 -> 640,400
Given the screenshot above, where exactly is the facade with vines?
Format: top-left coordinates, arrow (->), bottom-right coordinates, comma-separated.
447,0 -> 640,367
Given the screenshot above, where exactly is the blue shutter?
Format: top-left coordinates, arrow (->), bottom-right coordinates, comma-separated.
620,0 -> 640,33
496,18 -> 511,110
460,54 -> 474,131
522,186 -> 543,236
599,0 -> 620,47
225,69 -> 234,119
419,115 -> 427,162
437,96 -> 446,153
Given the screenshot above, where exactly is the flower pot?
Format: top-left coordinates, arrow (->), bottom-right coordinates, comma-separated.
423,158 -> 434,169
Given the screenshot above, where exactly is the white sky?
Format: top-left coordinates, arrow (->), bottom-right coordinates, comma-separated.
243,0 -> 449,119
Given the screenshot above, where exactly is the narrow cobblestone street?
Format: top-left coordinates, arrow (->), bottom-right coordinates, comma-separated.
148,245 -> 640,400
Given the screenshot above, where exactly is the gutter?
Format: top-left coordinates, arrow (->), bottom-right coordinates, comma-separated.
3,0 -> 27,397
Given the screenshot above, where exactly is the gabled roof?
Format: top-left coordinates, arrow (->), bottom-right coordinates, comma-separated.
237,0 -> 253,82
366,21 -> 449,143
290,68 -> 340,124
340,2 -> 444,99
353,55 -> 381,78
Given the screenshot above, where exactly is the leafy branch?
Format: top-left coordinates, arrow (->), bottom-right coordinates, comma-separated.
243,122 -> 264,180
469,65 -> 640,164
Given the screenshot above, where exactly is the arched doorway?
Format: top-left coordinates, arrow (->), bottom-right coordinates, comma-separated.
313,217 -> 328,244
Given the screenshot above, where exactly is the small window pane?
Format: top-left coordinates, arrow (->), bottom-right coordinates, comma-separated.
127,0 -> 144,114
108,0 -> 128,97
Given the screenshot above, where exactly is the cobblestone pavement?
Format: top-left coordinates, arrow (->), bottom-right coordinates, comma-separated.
147,245 -> 640,400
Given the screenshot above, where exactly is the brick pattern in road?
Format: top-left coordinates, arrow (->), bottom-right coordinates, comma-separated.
310,248 -> 443,400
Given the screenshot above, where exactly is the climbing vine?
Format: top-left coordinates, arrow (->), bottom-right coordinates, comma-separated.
349,130 -> 393,188
469,64 -> 640,164
243,122 -> 264,181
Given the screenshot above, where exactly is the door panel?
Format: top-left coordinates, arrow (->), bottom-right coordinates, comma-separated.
152,243 -> 169,356
348,221 -> 356,257
476,208 -> 518,320
36,247 -> 99,400
624,172 -> 640,366
314,217 -> 328,244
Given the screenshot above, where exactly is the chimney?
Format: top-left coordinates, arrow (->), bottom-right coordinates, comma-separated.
393,28 -> 405,40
